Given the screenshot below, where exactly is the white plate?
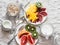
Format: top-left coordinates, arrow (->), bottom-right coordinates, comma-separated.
15,24 -> 38,45
24,2 -> 47,25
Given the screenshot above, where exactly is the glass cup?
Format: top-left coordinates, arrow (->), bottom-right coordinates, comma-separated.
7,2 -> 20,17
54,32 -> 60,45
6,3 -> 21,28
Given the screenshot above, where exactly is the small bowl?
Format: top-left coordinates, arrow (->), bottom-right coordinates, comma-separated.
15,24 -> 38,45
2,20 -> 12,31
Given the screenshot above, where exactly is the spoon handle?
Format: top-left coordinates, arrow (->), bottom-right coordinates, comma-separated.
8,34 -> 17,45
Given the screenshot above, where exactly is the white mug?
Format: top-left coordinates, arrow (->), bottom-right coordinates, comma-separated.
41,24 -> 54,39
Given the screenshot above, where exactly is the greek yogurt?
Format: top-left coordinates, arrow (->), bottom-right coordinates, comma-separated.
2,20 -> 12,31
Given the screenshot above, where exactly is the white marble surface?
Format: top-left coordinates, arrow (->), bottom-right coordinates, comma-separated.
0,0 -> 60,45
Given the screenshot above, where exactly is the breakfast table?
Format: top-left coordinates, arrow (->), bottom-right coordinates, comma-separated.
0,0 -> 60,45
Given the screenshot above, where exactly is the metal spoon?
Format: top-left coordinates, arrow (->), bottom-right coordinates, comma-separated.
8,26 -> 24,45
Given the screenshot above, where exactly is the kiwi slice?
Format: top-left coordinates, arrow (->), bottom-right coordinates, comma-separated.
25,24 -> 36,32
25,24 -> 31,32
30,26 -> 36,33
32,31 -> 38,39
36,2 -> 42,8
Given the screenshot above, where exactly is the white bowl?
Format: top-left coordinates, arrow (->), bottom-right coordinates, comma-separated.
15,24 -> 38,45
2,20 -> 12,31
24,2 -> 47,25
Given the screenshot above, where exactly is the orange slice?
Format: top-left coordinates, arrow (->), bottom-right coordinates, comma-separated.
18,29 -> 31,38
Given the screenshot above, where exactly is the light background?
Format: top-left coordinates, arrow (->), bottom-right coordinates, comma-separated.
0,0 -> 60,45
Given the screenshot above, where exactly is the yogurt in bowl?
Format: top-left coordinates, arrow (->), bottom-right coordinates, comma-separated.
2,20 -> 12,31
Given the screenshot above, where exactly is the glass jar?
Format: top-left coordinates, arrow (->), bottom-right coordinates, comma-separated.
54,32 -> 60,45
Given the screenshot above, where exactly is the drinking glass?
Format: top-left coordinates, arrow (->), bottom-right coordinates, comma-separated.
54,32 -> 60,45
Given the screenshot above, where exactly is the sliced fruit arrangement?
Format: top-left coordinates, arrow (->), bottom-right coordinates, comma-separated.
27,34 -> 35,44
17,24 -> 38,45
17,29 -> 37,45
25,24 -> 36,32
21,35 -> 27,45
26,2 -> 47,23
18,29 -> 30,38
25,24 -> 38,39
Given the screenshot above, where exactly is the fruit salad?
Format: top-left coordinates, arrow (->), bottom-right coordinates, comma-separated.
26,2 -> 47,23
17,24 -> 38,45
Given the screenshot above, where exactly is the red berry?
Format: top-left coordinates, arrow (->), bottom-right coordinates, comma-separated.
21,35 -> 27,45
27,35 -> 35,44
40,11 -> 47,16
